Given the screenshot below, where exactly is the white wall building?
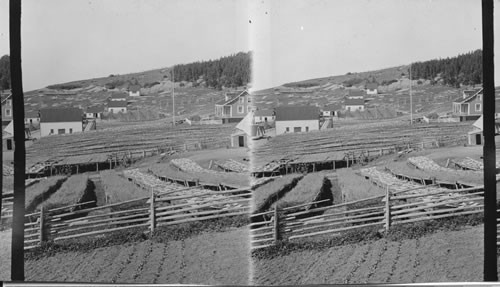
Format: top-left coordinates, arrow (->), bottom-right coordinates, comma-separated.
39,108 -> 83,137
274,106 -> 320,135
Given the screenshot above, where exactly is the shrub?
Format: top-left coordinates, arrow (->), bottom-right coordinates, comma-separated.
273,172 -> 333,210
252,174 -> 303,213
25,176 -> 67,213
42,174 -> 96,211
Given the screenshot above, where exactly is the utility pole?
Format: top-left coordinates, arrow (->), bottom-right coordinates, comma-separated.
172,67 -> 175,126
410,63 -> 413,125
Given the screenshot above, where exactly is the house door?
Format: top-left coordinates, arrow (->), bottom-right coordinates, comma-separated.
238,136 -> 245,147
476,134 -> 482,145
6,139 -> 12,150
294,127 -> 301,133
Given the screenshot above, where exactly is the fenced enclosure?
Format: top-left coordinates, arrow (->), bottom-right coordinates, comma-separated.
22,186 -> 251,250
250,184 -> 486,249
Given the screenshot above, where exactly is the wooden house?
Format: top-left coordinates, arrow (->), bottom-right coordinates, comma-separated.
343,98 -> 365,111
253,109 -> 275,124
39,108 -> 83,137
452,88 -> 483,121
365,83 -> 378,95
214,90 -> 253,124
274,106 -> 320,135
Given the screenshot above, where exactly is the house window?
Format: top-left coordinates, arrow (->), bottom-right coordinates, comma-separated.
58,129 -> 65,134
237,105 -> 243,113
478,94 -> 482,101
69,128 -> 73,134
239,97 -> 244,104
306,127 -> 309,132
264,117 -> 268,122
286,127 -> 290,132
7,100 -> 11,106
50,129 -> 54,134
247,97 -> 251,103
247,106 -> 251,113
476,103 -> 481,112
5,109 -> 11,116
293,127 -> 301,133
121,109 -> 125,112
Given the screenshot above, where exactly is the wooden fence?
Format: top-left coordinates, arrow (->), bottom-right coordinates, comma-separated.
23,187 -> 251,250
250,184 -> 485,249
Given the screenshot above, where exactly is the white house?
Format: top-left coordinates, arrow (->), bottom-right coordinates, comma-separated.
39,108 -> 83,137
24,111 -> 40,125
344,98 -> 365,111
274,106 -> 320,135
128,84 -> 141,97
107,100 -> 128,113
322,103 -> 342,117
365,83 -> 378,95
253,109 -> 275,124
85,106 -> 104,119
346,89 -> 364,99
109,92 -> 128,101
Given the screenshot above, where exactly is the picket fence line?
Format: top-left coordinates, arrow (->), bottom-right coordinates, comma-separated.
23,187 -> 251,250
250,184 -> 485,249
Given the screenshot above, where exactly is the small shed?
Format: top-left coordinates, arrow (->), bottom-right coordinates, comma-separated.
231,129 -> 248,148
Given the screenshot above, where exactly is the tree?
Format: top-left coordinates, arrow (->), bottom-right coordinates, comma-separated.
0,55 -> 11,90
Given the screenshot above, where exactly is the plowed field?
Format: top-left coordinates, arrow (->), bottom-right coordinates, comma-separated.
252,226 -> 492,284
26,228 -> 250,285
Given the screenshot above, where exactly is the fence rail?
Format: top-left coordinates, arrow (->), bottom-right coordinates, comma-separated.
22,187 -> 251,250
250,184 -> 486,249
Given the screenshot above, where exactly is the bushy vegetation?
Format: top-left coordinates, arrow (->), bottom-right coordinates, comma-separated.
46,83 -> 84,90
173,51 -> 251,89
410,49 -> 482,87
274,172 -> 332,209
342,77 -> 365,87
100,170 -> 149,204
25,176 -> 67,213
43,174 -> 96,211
252,174 -> 304,213
0,55 -> 10,90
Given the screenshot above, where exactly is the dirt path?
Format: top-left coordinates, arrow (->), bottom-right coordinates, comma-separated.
253,226 -> 489,285
25,227 -> 250,285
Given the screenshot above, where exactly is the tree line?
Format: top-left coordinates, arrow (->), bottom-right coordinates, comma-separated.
0,55 -> 10,90
410,49 -> 482,87
172,51 -> 251,89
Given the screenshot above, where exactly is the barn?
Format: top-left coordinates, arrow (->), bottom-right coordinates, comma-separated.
39,108 -> 83,137
274,106 -> 320,135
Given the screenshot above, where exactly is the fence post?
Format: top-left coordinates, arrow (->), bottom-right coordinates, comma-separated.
384,185 -> 391,232
39,207 -> 45,245
150,190 -> 156,235
273,205 -> 280,244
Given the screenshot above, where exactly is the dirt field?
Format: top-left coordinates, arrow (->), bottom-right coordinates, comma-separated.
0,229 -> 11,281
253,226 -> 490,284
25,227 -> 250,284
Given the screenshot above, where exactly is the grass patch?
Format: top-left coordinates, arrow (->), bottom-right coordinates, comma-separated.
336,168 -> 385,202
273,172 -> 333,210
25,176 -> 67,213
43,174 -> 96,212
252,213 -> 483,259
252,174 -> 304,213
25,215 -> 249,260
100,170 -> 149,206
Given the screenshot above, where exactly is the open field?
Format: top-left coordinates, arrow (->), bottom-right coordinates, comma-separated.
25,227 -> 249,284
253,226 -> 486,284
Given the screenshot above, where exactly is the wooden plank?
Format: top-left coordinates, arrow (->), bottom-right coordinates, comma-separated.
391,204 -> 484,220
50,196 -> 149,219
156,206 -> 249,222
155,194 -> 251,212
251,210 -> 275,217
59,212 -> 150,228
53,217 -> 150,235
155,198 -> 250,217
249,220 -> 273,227
155,188 -> 251,202
156,211 -> 249,227
288,221 -> 383,240
391,188 -> 484,201
250,231 -> 275,238
288,215 -> 385,234
392,209 -> 483,225
49,207 -> 149,224
53,222 -> 149,241
284,210 -> 385,228
280,199 -> 332,211
391,192 -> 484,210
250,225 -> 274,233
47,200 -> 96,213
285,205 -> 383,220
391,197 -> 483,215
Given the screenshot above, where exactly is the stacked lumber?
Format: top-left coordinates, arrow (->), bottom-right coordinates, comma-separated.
214,159 -> 249,173
171,158 -> 217,174
453,157 -> 500,171
408,156 -> 482,175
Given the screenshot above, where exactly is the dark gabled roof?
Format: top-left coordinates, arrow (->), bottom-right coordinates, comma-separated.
107,100 -> 128,108
275,106 -> 319,121
25,111 -> 40,118
215,90 -> 249,106
86,106 -> 104,113
254,109 -> 274,117
344,98 -> 365,106
39,108 -> 83,123
323,103 -> 342,111
110,92 -> 128,99
365,83 -> 378,90
348,89 -> 364,98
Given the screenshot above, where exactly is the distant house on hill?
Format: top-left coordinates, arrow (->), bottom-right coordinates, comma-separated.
274,106 -> 320,135
365,83 -> 378,95
346,89 -> 364,99
107,100 -> 128,113
24,111 -> 40,125
214,90 -> 254,124
452,88 -> 482,121
39,108 -> 83,137
85,106 -> 104,119
128,85 -> 141,97
322,103 -> 342,117
109,92 -> 128,101
343,98 -> 365,112
253,109 -> 275,124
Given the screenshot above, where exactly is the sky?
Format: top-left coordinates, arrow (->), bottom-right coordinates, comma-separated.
0,0 -> 249,91
0,0 -> 498,91
251,0 -> 485,90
